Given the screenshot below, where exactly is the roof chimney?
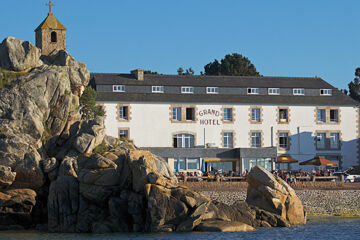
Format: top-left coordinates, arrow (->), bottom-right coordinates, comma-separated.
131,69 -> 144,81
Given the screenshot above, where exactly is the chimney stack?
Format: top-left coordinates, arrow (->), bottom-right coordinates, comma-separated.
131,69 -> 144,81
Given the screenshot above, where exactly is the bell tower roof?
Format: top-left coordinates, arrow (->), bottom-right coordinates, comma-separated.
35,12 -> 66,32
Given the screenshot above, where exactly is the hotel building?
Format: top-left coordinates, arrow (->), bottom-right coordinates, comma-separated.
92,69 -> 359,173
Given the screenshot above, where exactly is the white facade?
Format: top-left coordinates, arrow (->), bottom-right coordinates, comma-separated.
99,101 -> 359,171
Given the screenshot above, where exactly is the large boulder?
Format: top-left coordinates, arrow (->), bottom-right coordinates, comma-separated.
0,165 -> 16,188
0,37 -> 42,71
48,176 -> 79,233
0,188 -> 37,227
246,165 -> 306,225
195,220 -> 255,232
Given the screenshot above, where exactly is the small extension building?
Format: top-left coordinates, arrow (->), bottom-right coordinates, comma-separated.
92,69 -> 360,173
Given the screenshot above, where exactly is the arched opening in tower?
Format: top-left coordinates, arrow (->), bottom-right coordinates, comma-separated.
51,31 -> 57,43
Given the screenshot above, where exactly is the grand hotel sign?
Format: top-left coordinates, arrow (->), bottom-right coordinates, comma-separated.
198,109 -> 221,125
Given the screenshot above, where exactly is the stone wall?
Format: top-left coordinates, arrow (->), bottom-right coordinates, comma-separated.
36,29 -> 66,55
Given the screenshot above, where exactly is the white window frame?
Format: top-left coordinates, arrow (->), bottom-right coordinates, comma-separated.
172,107 -> 181,121
173,134 -> 194,148
330,133 -> 339,149
268,88 -> 280,95
181,86 -> 194,94
119,129 -> 129,138
251,132 -> 261,148
187,158 -> 200,170
317,109 -> 326,123
320,89 -> 332,96
316,133 -> 326,149
279,132 -> 289,149
206,87 -> 219,94
152,86 -> 164,93
251,108 -> 261,122
293,88 -> 305,95
113,85 -> 125,92
223,132 -> 233,148
119,106 -> 128,120
247,88 -> 259,95
223,108 -> 233,122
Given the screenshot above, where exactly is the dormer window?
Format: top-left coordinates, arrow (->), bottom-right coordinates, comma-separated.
247,88 -> 259,95
206,87 -> 219,94
181,86 -> 194,94
268,88 -> 280,95
113,85 -> 125,92
152,86 -> 164,93
320,89 -> 332,96
293,88 -> 305,95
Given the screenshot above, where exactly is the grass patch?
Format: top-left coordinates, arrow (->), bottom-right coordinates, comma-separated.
0,68 -> 28,89
93,140 -> 108,154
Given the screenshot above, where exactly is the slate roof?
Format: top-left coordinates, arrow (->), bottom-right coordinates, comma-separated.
96,91 -> 357,106
35,13 -> 66,31
92,73 -> 334,89
92,73 -> 358,106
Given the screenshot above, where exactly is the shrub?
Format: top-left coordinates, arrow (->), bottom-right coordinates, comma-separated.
79,86 -> 105,120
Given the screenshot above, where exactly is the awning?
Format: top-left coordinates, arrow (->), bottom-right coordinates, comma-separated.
276,154 -> 298,163
299,156 -> 338,166
205,158 -> 238,162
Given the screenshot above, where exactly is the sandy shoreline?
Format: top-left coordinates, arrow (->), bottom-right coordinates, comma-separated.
200,190 -> 360,217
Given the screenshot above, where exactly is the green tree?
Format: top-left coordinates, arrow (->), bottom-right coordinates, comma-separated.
177,67 -> 195,75
177,67 -> 184,75
144,70 -> 158,74
79,86 -> 105,120
348,67 -> 360,102
204,53 -> 260,76
185,67 -> 195,75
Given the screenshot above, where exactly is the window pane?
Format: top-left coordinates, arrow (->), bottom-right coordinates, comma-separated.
224,108 -> 232,121
174,159 -> 186,171
330,133 -> 339,149
173,134 -> 194,148
330,109 -> 338,122
187,158 -> 200,170
252,108 -> 260,122
317,109 -> 326,122
279,109 -> 288,122
316,133 -> 326,149
224,132 -> 233,148
172,107 -> 181,121
186,108 -> 194,120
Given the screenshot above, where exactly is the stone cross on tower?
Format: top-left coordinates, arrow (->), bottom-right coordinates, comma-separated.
46,1 -> 55,13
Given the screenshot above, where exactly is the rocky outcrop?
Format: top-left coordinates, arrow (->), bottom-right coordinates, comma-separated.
0,37 -> 43,71
246,165 -> 306,225
0,37 -> 307,233
0,37 -> 89,189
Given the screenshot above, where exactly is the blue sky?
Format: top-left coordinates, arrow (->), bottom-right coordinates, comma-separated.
1,0 -> 359,89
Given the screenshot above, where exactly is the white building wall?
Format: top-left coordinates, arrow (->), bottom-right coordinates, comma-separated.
101,101 -> 359,170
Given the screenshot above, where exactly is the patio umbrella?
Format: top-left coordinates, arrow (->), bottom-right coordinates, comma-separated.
277,154 -> 298,163
175,159 -> 180,172
201,159 -> 206,172
299,156 -> 338,166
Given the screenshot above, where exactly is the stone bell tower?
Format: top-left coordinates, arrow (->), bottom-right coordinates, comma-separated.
35,1 -> 66,55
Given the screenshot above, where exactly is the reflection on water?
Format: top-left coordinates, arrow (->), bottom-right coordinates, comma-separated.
1,218 -> 360,240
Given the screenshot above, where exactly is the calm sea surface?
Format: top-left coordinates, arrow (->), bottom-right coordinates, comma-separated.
0,217 -> 359,240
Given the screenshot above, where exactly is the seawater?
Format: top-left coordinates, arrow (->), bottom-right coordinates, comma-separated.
0,217 -> 359,240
